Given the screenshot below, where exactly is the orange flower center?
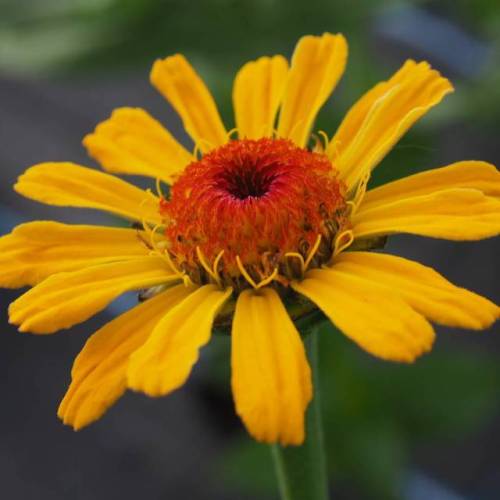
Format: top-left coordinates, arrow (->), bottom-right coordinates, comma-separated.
160,138 -> 348,288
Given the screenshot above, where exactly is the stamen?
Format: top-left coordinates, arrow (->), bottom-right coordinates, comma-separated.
144,223 -> 188,282
139,190 -> 163,228
333,229 -> 354,257
236,255 -> 259,289
212,250 -> 225,285
311,134 -> 324,153
236,256 -> 279,290
285,252 -> 306,274
133,220 -> 154,251
304,234 -> 322,270
255,267 -> 279,289
155,177 -> 166,199
318,130 -> 330,151
352,171 -> 370,214
196,246 -> 222,286
345,171 -> 370,218
346,200 -> 356,216
148,223 -> 162,251
225,128 -> 239,141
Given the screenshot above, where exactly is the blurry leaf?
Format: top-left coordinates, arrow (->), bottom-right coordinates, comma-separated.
317,321 -> 500,497
369,130 -> 435,188
330,423 -> 406,500
373,349 -> 500,438
215,440 -> 276,497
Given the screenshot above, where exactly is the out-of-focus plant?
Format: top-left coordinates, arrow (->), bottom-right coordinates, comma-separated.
2,0 -> 499,163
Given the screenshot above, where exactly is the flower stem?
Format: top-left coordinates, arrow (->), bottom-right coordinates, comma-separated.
271,328 -> 329,500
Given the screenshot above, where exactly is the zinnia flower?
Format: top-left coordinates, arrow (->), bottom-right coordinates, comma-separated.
2,33 -> 499,446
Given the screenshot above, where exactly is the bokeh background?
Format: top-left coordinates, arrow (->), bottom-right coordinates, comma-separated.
0,0 -> 499,499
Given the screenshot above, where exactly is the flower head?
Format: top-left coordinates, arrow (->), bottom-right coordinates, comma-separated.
162,137 -> 347,286
2,33 -> 499,445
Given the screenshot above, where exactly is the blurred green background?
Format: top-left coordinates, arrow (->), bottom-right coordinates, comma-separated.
0,1 -> 499,499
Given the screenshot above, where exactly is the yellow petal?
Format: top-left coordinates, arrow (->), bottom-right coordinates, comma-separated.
231,288 -> 312,445
334,252 -> 499,329
83,107 -> 193,183
277,33 -> 348,147
151,54 -> 227,152
361,161 -> 500,211
15,162 -> 161,224
353,188 -> 500,241
9,256 -> 177,334
233,55 -> 288,139
329,60 -> 453,188
127,284 -> 232,396
58,284 -> 193,430
0,221 -> 149,288
292,268 -> 435,362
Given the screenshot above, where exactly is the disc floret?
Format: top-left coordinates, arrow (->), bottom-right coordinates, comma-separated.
160,138 -> 348,289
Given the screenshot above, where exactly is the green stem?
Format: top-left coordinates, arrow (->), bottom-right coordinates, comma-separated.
271,328 -> 329,500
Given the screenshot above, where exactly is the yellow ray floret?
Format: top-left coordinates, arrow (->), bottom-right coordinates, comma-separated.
329,60 -> 453,189
231,287 -> 312,445
15,162 -> 162,225
84,107 -> 193,183
58,284 -> 194,430
360,160 -> 500,211
353,187 -> 500,241
127,285 -> 232,396
0,221 -> 150,288
292,268 -> 435,363
333,252 -> 499,329
233,55 -> 288,139
277,33 -> 348,148
9,256 -> 178,334
151,54 -> 227,152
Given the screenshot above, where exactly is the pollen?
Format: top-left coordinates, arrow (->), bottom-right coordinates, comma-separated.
160,138 -> 348,288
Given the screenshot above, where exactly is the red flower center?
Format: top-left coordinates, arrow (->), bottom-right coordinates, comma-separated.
160,138 -> 347,287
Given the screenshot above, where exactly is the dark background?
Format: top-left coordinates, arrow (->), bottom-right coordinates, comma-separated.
0,1 -> 499,499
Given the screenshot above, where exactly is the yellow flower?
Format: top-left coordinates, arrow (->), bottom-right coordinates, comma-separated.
2,33 -> 499,446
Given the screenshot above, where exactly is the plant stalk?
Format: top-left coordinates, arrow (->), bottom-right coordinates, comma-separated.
271,328 -> 329,500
